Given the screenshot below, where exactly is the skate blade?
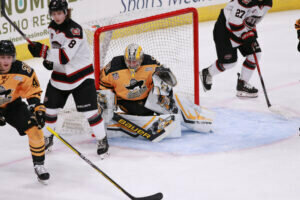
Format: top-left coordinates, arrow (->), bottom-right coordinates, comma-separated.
99,152 -> 110,160
45,146 -> 53,154
236,91 -> 258,98
38,178 -> 49,185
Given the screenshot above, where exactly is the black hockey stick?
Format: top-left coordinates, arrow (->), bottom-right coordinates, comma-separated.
46,126 -> 163,200
1,0 -> 34,46
253,52 -> 271,107
253,52 -> 290,118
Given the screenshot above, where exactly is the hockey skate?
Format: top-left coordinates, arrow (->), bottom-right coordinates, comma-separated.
200,68 -> 212,91
34,163 -> 50,185
236,73 -> 258,98
97,136 -> 109,159
44,135 -> 54,152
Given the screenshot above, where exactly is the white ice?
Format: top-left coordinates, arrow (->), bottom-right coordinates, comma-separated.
0,10 -> 300,200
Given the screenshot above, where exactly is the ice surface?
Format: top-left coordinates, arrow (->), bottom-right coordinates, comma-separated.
0,10 -> 300,200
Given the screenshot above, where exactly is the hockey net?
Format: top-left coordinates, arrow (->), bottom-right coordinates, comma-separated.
57,7 -> 199,135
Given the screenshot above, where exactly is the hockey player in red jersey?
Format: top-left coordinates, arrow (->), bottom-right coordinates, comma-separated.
295,19 -> 300,52
27,0 -> 108,157
0,40 -> 49,184
200,0 -> 272,98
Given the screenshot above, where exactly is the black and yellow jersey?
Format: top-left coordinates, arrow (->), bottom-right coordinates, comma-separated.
100,54 -> 160,101
0,60 -> 42,109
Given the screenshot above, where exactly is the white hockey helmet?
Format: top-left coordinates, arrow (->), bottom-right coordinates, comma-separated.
124,43 -> 144,71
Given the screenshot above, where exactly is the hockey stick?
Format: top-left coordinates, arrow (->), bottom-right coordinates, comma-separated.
253,52 -> 271,107
112,113 -> 174,142
253,52 -> 291,119
46,126 -> 163,200
1,0 -> 34,46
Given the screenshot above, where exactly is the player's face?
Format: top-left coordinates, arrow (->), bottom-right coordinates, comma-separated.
127,60 -> 140,71
51,10 -> 66,25
0,55 -> 13,74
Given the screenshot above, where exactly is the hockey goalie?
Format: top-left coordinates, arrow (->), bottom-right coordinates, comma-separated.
98,44 -> 214,142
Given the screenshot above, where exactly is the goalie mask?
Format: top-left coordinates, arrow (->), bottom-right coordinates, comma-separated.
49,0 -> 68,15
124,44 -> 144,71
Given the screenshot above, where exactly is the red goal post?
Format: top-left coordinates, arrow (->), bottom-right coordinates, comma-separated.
93,7 -> 199,105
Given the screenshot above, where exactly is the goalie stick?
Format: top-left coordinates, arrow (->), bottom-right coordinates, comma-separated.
112,113 -> 174,142
46,126 -> 163,200
1,0 -> 34,46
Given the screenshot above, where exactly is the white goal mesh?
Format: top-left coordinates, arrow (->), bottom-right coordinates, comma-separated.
57,8 -> 199,135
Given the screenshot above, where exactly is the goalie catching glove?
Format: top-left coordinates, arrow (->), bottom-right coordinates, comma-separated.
153,65 -> 177,87
28,103 -> 46,129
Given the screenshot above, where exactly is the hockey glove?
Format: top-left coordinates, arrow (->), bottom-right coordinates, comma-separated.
43,60 -> 54,70
28,42 -> 49,59
154,65 -> 177,87
29,104 -> 46,129
241,30 -> 257,44
0,113 -> 6,126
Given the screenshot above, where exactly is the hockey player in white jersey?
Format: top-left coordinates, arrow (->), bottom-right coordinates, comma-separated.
27,0 -> 108,156
201,0 -> 272,98
98,44 -> 214,142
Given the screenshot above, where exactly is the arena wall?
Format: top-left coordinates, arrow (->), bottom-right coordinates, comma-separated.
0,0 -> 298,60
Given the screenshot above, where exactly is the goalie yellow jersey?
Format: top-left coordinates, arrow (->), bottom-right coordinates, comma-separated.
0,60 -> 42,109
100,54 -> 160,101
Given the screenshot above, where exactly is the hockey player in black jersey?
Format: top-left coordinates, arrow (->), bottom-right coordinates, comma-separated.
27,0 -> 108,157
200,0 -> 272,98
0,40 -> 49,184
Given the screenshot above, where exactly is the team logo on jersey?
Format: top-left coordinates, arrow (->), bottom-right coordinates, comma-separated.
224,54 -> 232,60
145,67 -> 153,72
126,79 -> 147,99
14,76 -> 23,81
112,72 -> 119,80
71,28 -> 81,36
0,85 -> 12,105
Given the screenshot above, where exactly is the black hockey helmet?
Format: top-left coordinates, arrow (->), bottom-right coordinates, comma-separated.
49,0 -> 68,14
0,40 -> 16,58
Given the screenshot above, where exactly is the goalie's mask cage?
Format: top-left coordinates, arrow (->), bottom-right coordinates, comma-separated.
57,7 -> 199,135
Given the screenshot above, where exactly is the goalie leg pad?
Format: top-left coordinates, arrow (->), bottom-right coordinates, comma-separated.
97,89 -> 116,122
174,94 -> 214,133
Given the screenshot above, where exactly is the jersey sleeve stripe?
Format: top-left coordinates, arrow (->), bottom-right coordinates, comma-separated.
228,22 -> 245,32
59,49 -> 70,64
